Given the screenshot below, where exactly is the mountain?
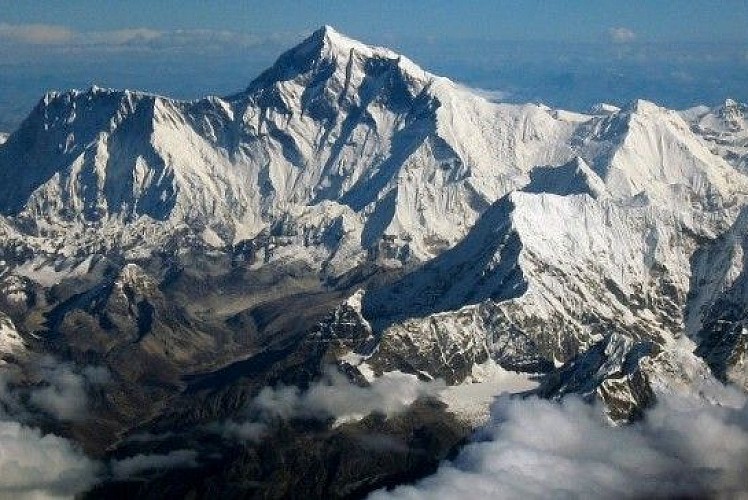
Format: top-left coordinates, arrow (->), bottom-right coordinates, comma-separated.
0,26 -> 746,498
683,98 -> 748,173
0,26 -> 580,267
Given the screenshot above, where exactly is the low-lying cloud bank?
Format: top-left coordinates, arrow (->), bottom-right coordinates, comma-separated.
371,391 -> 748,499
255,370 -> 446,422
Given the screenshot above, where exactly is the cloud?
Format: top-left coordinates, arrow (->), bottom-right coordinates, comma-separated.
371,392 -> 748,499
0,358 -> 112,497
251,369 -> 445,425
110,450 -> 199,480
216,420 -> 268,443
0,22 -> 293,53
0,419 -> 101,499
0,23 -> 74,45
0,360 -> 105,499
0,356 -> 110,422
608,27 -> 637,43
211,369 -> 446,442
27,357 -> 111,421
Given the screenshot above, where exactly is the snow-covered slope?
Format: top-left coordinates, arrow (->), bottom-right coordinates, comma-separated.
362,190 -> 698,379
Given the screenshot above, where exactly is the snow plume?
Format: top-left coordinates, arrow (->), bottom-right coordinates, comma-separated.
217,369 -> 446,441
465,87 -> 512,103
371,392 -> 748,500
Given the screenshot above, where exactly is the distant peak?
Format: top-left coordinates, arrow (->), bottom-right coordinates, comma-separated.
717,98 -> 746,125
724,98 -> 738,108
720,98 -> 745,115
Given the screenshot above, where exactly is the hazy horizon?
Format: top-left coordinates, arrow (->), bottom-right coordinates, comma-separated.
1,2 -> 747,131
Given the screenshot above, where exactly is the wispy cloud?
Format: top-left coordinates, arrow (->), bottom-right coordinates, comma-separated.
27,357 -> 111,421
211,368 -> 446,442
110,450 -> 199,480
251,369 -> 445,424
608,26 -> 637,43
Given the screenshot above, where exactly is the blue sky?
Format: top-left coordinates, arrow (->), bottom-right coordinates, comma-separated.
0,1 -> 747,130
2,1 -> 746,43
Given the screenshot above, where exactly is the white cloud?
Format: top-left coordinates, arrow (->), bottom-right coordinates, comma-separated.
215,420 -> 268,443
110,449 -> 199,480
251,369 -> 445,425
371,392 -> 748,499
608,27 -> 637,43
211,369 -> 446,442
0,361 -> 104,499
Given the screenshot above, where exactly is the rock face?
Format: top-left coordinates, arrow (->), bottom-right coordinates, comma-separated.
688,208 -> 748,390
536,333 -> 656,422
0,25 -> 747,498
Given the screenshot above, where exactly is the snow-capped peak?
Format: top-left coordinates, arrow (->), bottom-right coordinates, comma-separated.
303,25 -> 430,78
238,25 -> 432,100
311,25 -> 402,62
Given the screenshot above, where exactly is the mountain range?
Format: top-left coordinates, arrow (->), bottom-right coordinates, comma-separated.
0,26 -> 746,498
